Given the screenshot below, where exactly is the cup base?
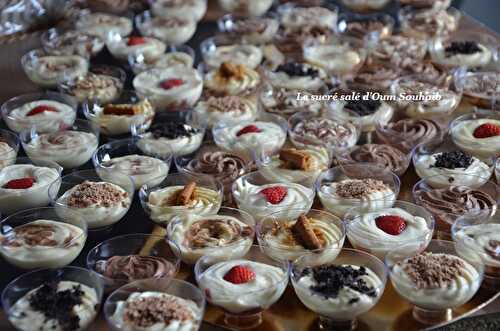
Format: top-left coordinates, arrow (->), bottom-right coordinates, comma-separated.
318,316 -> 357,331
224,311 -> 263,329
412,306 -> 452,325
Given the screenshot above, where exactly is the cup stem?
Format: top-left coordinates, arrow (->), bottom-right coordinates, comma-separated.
318,316 -> 357,331
224,311 -> 263,329
412,306 -> 452,325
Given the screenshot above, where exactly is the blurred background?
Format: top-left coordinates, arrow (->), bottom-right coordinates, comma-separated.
454,0 -> 500,32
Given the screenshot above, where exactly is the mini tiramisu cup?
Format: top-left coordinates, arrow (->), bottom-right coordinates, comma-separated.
337,143 -> 412,176
399,7 -> 460,39
195,245 -> 288,329
0,207 -> 87,269
21,49 -> 89,88
152,0 -> 207,22
345,200 -> 434,260
218,0 -> 274,17
167,207 -> 255,264
454,71 -> 500,109
291,248 -> 387,331
75,11 -> 133,40
20,119 -> 100,169
104,278 -> 205,331
140,172 -> 223,225
3,267 -> 103,331
87,234 -> 180,293
413,138 -> 494,188
260,84 -> 324,118
218,14 -> 279,45
201,37 -> 263,70
135,10 -> 197,45
335,13 -> 394,40
288,111 -> 360,153
195,94 -> 259,128
258,208 -> 345,262
93,139 -> 172,190
413,175 -> 498,236
128,45 -> 195,75
41,28 -> 105,58
50,169 -> 134,230
0,157 -> 62,216
84,90 -> 155,137
341,0 -> 391,12
0,130 -> 19,170
316,163 -> 400,218
2,92 -> 78,134
58,65 -> 125,104
106,32 -> 166,63
232,170 -> 315,220
386,240 -> 483,325
450,112 -> 500,160
133,111 -> 206,157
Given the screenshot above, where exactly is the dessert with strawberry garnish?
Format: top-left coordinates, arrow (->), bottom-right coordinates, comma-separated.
152,0 -> 207,22
259,147 -> 330,185
195,95 -> 259,128
258,210 -> 345,261
106,34 -> 166,62
136,11 -> 197,45
75,12 -> 133,39
133,67 -> 203,109
346,202 -> 433,259
232,171 -> 315,220
265,62 -> 326,91
328,98 -> 394,132
2,92 -> 77,134
204,62 -> 261,98
168,207 -> 254,264
450,114 -> 500,159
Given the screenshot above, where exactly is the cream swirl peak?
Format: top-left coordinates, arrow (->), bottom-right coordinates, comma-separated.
341,144 -> 409,176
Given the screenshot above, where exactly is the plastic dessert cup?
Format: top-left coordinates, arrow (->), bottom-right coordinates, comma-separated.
0,129 -> 19,170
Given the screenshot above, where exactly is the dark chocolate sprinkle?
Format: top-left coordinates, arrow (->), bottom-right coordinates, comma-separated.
150,122 -> 199,140
433,151 -> 473,170
345,99 -> 382,116
445,41 -> 482,56
275,62 -> 319,78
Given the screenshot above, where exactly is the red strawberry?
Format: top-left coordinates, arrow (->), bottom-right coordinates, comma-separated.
26,105 -> 57,116
3,177 -> 35,189
127,36 -> 147,46
236,125 -> 261,136
473,123 -> 500,138
204,289 -> 211,299
375,215 -> 407,235
159,79 -> 184,90
223,265 -> 256,284
260,186 -> 288,204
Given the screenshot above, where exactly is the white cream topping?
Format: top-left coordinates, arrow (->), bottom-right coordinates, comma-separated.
138,17 -> 197,45
218,0 -> 273,17
304,44 -> 362,75
152,0 -> 207,21
451,119 -> 500,159
107,37 -> 166,62
76,13 -> 133,39
455,224 -> 500,268
204,45 -> 263,69
195,96 -> 258,128
280,7 -> 337,31
0,142 -> 17,169
25,55 -> 88,87
90,102 -> 155,136
137,132 -> 204,157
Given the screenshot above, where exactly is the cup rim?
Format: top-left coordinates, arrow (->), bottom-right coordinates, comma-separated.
0,129 -> 20,158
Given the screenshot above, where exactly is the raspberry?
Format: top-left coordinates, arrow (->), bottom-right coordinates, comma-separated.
223,265 -> 256,284
473,123 -> 500,139
159,79 -> 184,90
260,186 -> 288,204
26,105 -> 57,116
127,36 -> 147,46
375,215 -> 407,235
236,125 -> 261,136
3,177 -> 35,189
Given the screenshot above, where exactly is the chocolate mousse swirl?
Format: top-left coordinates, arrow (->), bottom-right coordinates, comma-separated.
187,151 -> 247,186
1,223 -> 76,247
185,219 -> 253,249
97,255 -> 174,281
414,186 -> 497,224
377,119 -> 442,153
343,144 -> 408,175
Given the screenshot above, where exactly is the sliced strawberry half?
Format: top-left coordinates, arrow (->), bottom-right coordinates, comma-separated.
223,265 -> 256,284
473,123 -> 500,139
375,215 -> 407,235
236,124 -> 261,136
26,105 -> 58,117
3,177 -> 35,189
127,36 -> 147,46
260,186 -> 288,204
159,79 -> 184,90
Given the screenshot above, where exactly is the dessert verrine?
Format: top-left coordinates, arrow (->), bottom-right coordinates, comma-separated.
142,176 -> 222,225
454,71 -> 500,109
336,13 -> 394,40
106,33 -> 166,62
288,112 -> 359,151
4,267 -> 102,331
258,209 -> 345,262
168,207 -> 254,264
387,240 -> 483,315
2,92 -> 77,134
195,95 -> 259,128
218,15 -> 279,44
341,0 -> 390,12
450,113 -> 500,160
346,201 -> 433,259
21,119 -> 99,169
0,207 -> 86,269
129,46 -> 195,75
400,0 -> 451,12
0,130 -> 19,170
203,62 -> 261,98
260,85 -> 322,118
21,49 -> 89,88
430,35 -> 494,69
291,248 -> 386,327
232,170 -> 315,220
279,5 -> 337,32
259,147 -> 330,186
350,62 -> 401,94
339,144 -> 411,176
399,7 -> 460,39
0,158 -> 62,215
317,164 -> 399,218
136,10 -> 197,45
152,0 -> 207,22
218,0 -> 274,17
264,62 -> 326,91
42,28 -> 105,58
201,38 -> 263,69
133,67 -> 203,109
75,12 -> 133,39
368,35 -> 427,68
